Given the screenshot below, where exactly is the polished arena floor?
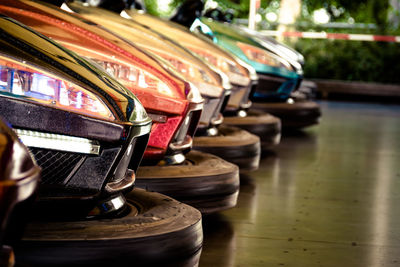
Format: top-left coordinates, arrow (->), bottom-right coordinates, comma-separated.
199,100 -> 400,267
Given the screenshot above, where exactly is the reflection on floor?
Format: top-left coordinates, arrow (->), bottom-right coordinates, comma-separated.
199,100 -> 400,267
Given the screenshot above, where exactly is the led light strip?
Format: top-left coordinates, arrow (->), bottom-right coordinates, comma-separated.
15,129 -> 100,155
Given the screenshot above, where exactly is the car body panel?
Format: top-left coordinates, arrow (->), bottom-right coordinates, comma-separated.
63,2 -> 226,130
0,117 -> 40,264
197,18 -> 300,80
0,0 -> 204,162
124,9 -> 256,112
0,14 -> 151,217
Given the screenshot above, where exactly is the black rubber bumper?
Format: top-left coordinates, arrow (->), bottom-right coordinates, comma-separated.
251,100 -> 321,129
222,110 -> 282,150
136,150 -> 240,214
193,125 -> 261,172
14,188 -> 203,267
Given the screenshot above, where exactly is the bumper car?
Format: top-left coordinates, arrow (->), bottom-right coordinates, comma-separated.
0,13 -> 202,266
0,118 -> 40,267
155,0 -> 321,130
119,5 -> 282,151
58,0 -> 262,172
1,0 -> 240,214
224,17 -> 321,129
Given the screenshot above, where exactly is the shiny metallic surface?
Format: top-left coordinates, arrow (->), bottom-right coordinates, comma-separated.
0,117 -> 40,264
0,121 -> 40,205
0,8 -> 152,213
87,194 -> 127,217
64,1 -> 225,95
0,14 -> 150,125
200,100 -> 400,267
159,153 -> 187,166
124,9 -> 252,85
104,174 -> 135,193
199,97 -> 224,128
169,135 -> 193,153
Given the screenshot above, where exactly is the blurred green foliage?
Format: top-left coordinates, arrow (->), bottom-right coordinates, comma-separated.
300,0 -> 392,33
142,0 -> 180,17
141,0 -> 399,83
292,38 -> 400,83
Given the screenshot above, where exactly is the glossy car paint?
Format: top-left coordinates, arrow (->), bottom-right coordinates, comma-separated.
193,18 -> 302,100
61,2 -> 229,133
123,9 -> 257,114
124,7 -> 284,151
0,14 -> 152,217
203,8 -> 305,69
0,0 -> 203,164
137,0 -> 302,102
0,117 -> 40,265
5,1 -> 245,216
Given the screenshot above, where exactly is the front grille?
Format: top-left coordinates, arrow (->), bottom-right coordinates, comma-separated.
29,148 -> 85,185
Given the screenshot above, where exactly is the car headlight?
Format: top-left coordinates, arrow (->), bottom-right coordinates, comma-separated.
236,42 -> 293,71
186,46 -> 250,86
89,59 -> 175,98
0,56 -> 115,120
147,50 -> 225,98
160,55 -> 215,85
188,47 -> 242,75
135,52 -> 205,105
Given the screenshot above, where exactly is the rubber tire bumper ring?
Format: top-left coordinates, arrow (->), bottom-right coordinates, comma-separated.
222,110 -> 281,150
251,100 -> 321,129
136,150 -> 240,214
193,125 -> 260,172
14,188 -> 203,267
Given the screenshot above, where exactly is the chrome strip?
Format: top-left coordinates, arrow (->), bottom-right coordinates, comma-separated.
130,122 -> 152,137
169,135 -> 193,151
105,169 -> 136,193
88,194 -> 126,217
159,153 -> 186,165
15,129 -> 100,155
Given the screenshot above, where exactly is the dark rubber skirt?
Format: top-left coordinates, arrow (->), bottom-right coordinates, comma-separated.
14,188 -> 203,267
136,150 -> 240,214
193,125 -> 261,172
222,110 -> 282,151
251,100 -> 321,129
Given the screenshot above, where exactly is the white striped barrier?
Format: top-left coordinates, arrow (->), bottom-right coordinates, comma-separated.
260,30 -> 400,42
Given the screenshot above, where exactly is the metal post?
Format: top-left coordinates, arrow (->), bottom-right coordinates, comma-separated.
248,0 -> 257,30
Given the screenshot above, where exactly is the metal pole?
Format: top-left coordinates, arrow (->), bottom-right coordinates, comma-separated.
248,0 -> 257,30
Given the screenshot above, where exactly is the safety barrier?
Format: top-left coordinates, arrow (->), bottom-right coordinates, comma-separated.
260,30 -> 400,43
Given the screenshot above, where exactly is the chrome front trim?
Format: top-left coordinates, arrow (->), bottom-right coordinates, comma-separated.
211,113 -> 224,126
227,72 -> 250,87
88,194 -> 126,217
227,85 -> 248,110
105,169 -> 136,193
200,97 -> 220,125
15,129 -> 100,155
169,135 -> 193,151
130,121 -> 153,137
240,100 -> 252,110
159,153 -> 186,165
